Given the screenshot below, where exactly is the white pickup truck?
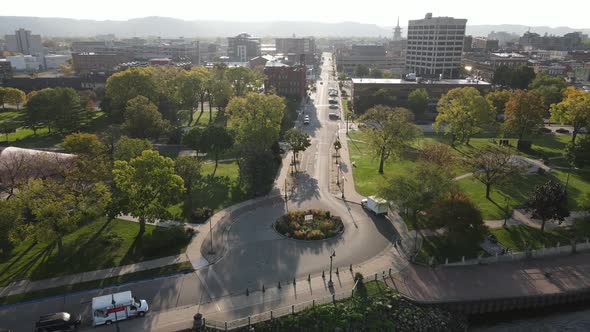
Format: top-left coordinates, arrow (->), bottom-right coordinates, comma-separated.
361,196 -> 389,216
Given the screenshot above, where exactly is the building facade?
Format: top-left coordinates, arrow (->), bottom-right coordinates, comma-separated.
275,38 -> 316,63
337,44 -> 404,77
471,37 -> 499,52
405,13 -> 467,78
264,61 -> 306,99
227,33 -> 261,62
5,55 -> 42,72
5,29 -> 43,55
0,60 -> 13,81
72,53 -> 131,74
43,54 -> 71,69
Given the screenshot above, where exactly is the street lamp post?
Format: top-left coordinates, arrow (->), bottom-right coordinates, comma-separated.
341,176 -> 345,199
328,251 -> 336,288
503,196 -> 510,227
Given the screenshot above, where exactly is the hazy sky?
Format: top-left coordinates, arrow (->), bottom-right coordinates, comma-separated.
3,0 -> 589,28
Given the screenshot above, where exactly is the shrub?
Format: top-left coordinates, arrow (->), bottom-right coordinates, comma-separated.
306,230 -> 325,240
190,207 -> 213,223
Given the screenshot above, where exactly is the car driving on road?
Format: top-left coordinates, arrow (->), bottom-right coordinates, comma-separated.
303,115 -> 310,125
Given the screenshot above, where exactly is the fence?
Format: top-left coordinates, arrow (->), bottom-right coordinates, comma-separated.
442,238 -> 590,267
203,288 -> 356,331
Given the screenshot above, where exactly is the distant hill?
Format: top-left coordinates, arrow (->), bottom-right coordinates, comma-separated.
0,16 -> 588,39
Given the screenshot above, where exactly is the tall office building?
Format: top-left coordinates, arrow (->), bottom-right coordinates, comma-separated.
5,28 -> 43,55
227,33 -> 261,62
405,13 -> 467,78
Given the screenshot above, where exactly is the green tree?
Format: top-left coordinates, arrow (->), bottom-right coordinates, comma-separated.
52,88 -> 86,133
408,88 -> 429,120
466,146 -> 524,199
0,87 -> 7,109
200,125 -> 235,176
361,106 -> 422,174
113,150 -> 185,235
379,162 -> 455,237
238,148 -> 277,197
113,136 -> 153,161
123,96 -> 170,139
434,87 -> 495,146
354,64 -> 370,78
550,87 -> 590,143
13,178 -> 111,256
208,78 -> 233,118
503,90 -> 545,140
182,127 -> 206,156
369,68 -> 383,78
566,135 -> 590,168
174,156 -> 202,218
493,65 -> 535,89
284,129 -> 312,172
227,66 -> 264,97
529,73 -> 567,110
105,67 -> 158,121
0,199 -> 20,254
4,88 -> 26,110
524,180 -> 569,232
227,92 -> 286,152
178,68 -> 207,125
0,120 -> 19,142
486,90 -> 513,121
23,89 -> 53,134
430,192 -> 487,242
62,132 -> 106,157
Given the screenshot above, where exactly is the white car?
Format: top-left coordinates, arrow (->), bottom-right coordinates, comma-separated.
303,115 -> 310,125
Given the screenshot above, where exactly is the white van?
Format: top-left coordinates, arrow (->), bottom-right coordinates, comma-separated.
92,291 -> 149,326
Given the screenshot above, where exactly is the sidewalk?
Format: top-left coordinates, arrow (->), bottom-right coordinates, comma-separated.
0,254 -> 189,298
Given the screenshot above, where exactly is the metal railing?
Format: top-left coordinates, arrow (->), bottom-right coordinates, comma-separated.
203,288 -> 356,331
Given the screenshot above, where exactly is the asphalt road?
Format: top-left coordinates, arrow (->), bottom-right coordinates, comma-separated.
0,53 -> 396,332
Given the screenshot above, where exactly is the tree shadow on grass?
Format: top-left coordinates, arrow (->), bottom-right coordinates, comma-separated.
2,243 -> 55,284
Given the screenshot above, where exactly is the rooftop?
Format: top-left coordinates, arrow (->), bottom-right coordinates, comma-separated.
351,78 -> 491,85
491,52 -> 527,58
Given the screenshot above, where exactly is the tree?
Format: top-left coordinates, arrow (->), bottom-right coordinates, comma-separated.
486,90 -> 513,121
199,126 -> 235,176
62,132 -> 106,157
0,199 -> 20,254
566,134 -> 590,168
59,64 -> 73,76
174,156 -> 202,218
503,90 -> 545,140
361,106 -> 421,174
284,129 -> 312,172
105,67 -> 158,121
23,89 -> 53,134
208,78 -> 233,118
227,93 -> 285,152
238,148 -> 277,197
429,192 -> 487,242
492,65 -> 535,89
369,68 -> 383,78
0,120 -> 19,142
465,146 -> 523,199
178,68 -> 207,125
379,162 -> 455,235
182,127 -> 206,156
408,88 -> 429,120
226,66 -> 264,96
52,88 -> 86,133
113,136 -> 153,161
4,88 -> 26,110
418,143 -> 455,171
529,73 -> 567,109
550,87 -> 590,143
123,96 -> 170,139
354,64 -> 370,78
112,150 -> 185,235
13,178 -> 110,256
524,180 -> 569,232
434,87 -> 495,146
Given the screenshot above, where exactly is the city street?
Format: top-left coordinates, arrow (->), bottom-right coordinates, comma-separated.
0,53 -> 399,331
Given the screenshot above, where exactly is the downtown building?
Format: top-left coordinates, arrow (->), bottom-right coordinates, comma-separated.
227,33 -> 261,62
405,13 -> 467,78
5,29 -> 44,56
336,44 -> 404,77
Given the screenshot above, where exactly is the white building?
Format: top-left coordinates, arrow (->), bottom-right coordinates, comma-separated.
5,29 -> 43,55
405,13 -> 467,78
43,54 -> 70,69
6,55 -> 42,71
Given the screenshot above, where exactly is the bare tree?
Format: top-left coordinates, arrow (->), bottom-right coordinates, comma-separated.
465,146 -> 524,199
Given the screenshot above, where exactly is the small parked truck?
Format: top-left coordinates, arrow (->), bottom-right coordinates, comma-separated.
92,291 -> 149,326
361,196 -> 388,215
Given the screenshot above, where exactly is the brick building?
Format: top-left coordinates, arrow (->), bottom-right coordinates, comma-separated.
263,61 -> 306,99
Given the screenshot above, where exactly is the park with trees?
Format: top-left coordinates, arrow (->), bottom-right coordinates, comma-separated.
0,63 -> 297,297
346,70 -> 590,264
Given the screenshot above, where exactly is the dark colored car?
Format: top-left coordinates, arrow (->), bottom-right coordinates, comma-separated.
35,312 -> 81,332
486,234 -> 498,244
556,128 -> 570,134
538,127 -> 552,134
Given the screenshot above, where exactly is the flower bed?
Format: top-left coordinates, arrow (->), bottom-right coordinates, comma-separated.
275,209 -> 343,240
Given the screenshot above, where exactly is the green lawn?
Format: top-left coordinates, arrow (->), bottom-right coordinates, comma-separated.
490,225 -> 581,251
0,218 -> 191,286
0,262 -> 194,306
418,234 -> 486,262
190,108 -> 218,127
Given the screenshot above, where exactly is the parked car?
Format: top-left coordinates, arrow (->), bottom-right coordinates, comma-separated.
328,112 -> 340,119
556,128 -> 570,134
303,115 -> 310,125
538,127 -> 552,134
35,312 -> 81,332
329,104 -> 339,109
